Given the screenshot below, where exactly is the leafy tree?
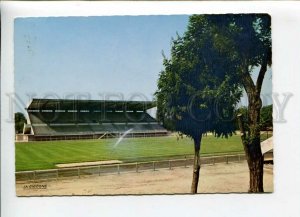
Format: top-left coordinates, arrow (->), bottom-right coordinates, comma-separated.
155,16 -> 242,193
199,14 -> 271,192
157,14 -> 271,193
235,106 -> 249,130
260,105 -> 273,130
236,105 -> 273,131
210,14 -> 272,193
15,112 -> 27,134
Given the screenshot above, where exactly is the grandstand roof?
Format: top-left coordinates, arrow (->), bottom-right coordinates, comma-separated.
27,98 -> 156,111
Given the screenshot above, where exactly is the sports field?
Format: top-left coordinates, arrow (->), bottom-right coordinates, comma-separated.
15,134 -> 270,171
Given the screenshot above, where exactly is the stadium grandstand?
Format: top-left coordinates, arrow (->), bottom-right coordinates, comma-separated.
20,98 -> 168,141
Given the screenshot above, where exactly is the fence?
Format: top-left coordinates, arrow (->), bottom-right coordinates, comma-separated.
16,154 -> 246,182
24,131 -> 169,142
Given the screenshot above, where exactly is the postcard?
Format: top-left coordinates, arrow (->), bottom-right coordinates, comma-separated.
1,1 -> 299,217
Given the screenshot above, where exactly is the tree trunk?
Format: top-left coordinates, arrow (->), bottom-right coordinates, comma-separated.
248,151 -> 264,192
191,137 -> 201,194
238,93 -> 264,193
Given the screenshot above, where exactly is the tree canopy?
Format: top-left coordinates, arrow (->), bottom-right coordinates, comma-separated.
15,112 -> 27,134
156,14 -> 271,193
156,15 -> 243,141
236,105 -> 273,131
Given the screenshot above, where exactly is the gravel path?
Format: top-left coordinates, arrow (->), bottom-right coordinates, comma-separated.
16,162 -> 273,196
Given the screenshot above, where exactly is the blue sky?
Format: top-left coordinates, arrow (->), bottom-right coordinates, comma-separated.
14,15 -> 272,113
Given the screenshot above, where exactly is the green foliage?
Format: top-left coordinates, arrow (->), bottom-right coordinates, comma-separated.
156,15 -> 244,140
15,112 -> 27,134
210,14 -> 271,66
235,105 -> 273,131
156,14 -> 271,141
260,105 -> 273,130
235,106 -> 249,130
157,14 -> 271,193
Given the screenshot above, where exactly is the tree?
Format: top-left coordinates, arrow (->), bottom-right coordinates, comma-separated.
15,112 -> 27,134
235,106 -> 249,131
157,14 -> 271,193
189,14 -> 271,192
155,16 -> 242,193
236,105 -> 273,132
260,105 -> 273,131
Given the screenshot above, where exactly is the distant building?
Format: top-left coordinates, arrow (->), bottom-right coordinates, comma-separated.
20,98 -> 167,141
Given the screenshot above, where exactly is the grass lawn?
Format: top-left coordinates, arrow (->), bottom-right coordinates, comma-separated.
15,134 -> 270,171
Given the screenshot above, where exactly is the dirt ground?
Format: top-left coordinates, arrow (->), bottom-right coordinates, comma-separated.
16,162 -> 273,196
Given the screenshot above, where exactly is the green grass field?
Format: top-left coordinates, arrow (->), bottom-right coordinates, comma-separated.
16,134 -> 249,171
